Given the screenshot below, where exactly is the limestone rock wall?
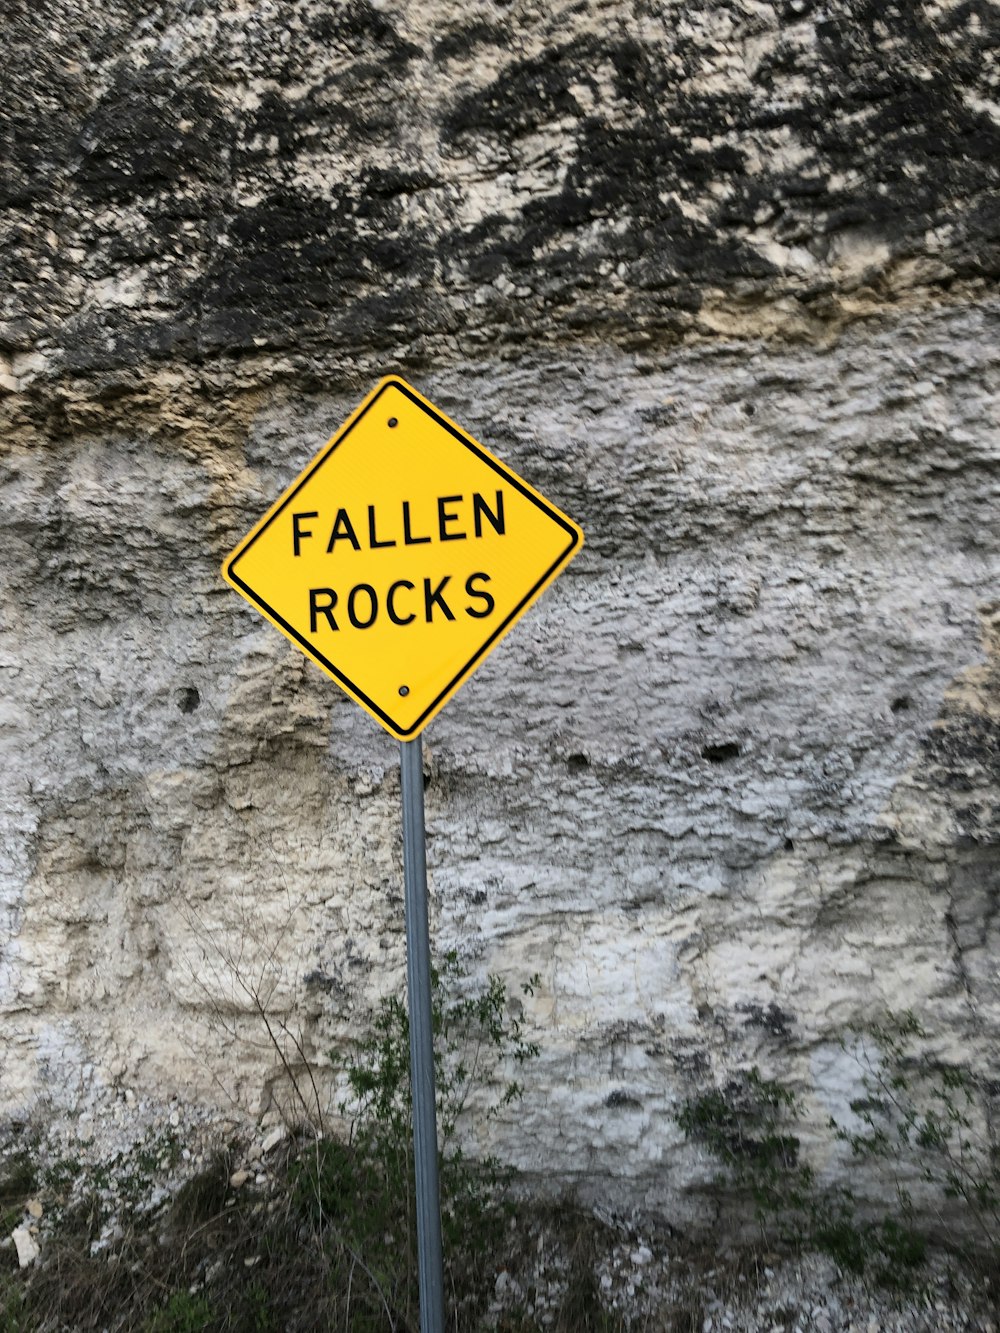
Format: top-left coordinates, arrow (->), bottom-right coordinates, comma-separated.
1,0 -> 998,1218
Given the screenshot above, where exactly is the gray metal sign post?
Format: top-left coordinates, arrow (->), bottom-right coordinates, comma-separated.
400,736 -> 445,1333
220,376 -> 582,1332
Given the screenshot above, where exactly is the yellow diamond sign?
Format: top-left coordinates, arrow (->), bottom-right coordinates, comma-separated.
222,377 -> 584,739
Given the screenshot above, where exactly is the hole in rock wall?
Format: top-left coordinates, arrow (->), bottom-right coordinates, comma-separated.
701,741 -> 741,763
605,1089 -> 642,1109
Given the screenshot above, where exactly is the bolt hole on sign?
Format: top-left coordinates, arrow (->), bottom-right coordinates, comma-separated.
222,378 -> 584,739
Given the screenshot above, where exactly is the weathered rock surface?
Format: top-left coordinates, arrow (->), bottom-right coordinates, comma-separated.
1,0 -> 998,1226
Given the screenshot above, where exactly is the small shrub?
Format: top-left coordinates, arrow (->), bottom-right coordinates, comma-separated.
679,1013 -> 1000,1287
292,953 -> 540,1328
678,1068 -> 814,1234
678,1065 -> 926,1285
143,1289 -> 214,1333
835,1011 -> 999,1262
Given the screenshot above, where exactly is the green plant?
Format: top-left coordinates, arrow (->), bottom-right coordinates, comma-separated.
810,1208 -> 926,1287
41,1155 -> 82,1197
678,1068 -> 814,1233
240,1279 -> 278,1333
835,1011 -> 999,1260
293,953 -> 540,1328
678,1066 -> 926,1286
0,1276 -> 25,1333
143,1289 -> 214,1332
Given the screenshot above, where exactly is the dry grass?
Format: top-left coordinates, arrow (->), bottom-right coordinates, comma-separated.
0,1137 -> 708,1332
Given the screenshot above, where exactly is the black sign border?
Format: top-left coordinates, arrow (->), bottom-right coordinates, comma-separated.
226,379 -> 581,738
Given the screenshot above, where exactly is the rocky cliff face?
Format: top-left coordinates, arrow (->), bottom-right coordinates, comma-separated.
1,0 -> 998,1219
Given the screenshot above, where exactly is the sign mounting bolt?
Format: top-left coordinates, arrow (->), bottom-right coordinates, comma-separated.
399,685 -> 410,696
388,417 -> 398,428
